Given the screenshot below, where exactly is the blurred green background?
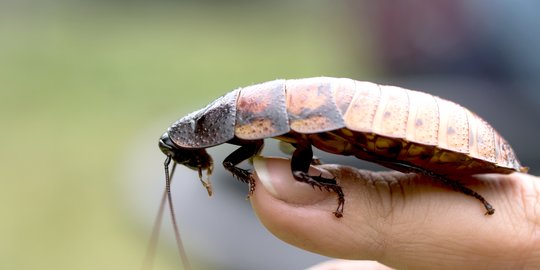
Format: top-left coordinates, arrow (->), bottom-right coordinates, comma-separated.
0,1 -> 367,270
1,1 -> 539,270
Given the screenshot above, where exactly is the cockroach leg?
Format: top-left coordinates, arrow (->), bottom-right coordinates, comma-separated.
291,141 -> 345,218
223,140 -> 264,196
431,173 -> 495,215
197,167 -> 213,196
286,142 -> 323,165
376,159 -> 495,215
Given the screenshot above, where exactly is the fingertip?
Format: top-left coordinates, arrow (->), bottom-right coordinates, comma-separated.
250,157 -> 350,256
252,156 -> 278,197
252,156 -> 334,207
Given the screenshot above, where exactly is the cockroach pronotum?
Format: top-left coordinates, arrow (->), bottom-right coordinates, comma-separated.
149,77 -> 528,269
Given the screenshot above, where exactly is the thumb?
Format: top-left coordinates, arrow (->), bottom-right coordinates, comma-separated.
249,156 -> 540,270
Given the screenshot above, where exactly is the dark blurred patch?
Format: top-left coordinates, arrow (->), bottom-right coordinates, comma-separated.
343,0 -> 540,174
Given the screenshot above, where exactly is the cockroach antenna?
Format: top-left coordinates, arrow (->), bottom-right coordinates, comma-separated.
141,156 -> 191,270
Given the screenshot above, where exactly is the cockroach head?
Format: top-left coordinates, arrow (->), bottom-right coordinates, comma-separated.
159,132 -> 213,171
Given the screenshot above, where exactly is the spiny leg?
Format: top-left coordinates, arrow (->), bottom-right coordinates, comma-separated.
430,171 -> 495,215
223,140 -> 264,195
280,141 -> 322,165
291,140 -> 344,218
376,159 -> 495,215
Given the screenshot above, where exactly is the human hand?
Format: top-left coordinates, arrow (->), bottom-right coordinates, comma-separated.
250,156 -> 540,270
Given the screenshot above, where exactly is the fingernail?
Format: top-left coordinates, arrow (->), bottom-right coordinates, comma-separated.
253,156 -> 334,205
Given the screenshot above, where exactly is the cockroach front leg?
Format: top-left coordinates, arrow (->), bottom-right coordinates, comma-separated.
223,140 -> 264,195
291,141 -> 345,218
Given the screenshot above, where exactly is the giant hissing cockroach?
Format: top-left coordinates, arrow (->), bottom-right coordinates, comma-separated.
151,77 -> 527,269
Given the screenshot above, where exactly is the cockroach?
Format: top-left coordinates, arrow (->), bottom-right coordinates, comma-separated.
151,77 -> 527,269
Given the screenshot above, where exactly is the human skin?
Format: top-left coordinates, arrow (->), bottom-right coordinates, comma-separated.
250,157 -> 540,270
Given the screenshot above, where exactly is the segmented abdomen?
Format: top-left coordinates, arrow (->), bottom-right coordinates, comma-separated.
234,77 -> 524,175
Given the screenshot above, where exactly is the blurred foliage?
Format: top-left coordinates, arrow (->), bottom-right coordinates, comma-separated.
0,1 -> 368,269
